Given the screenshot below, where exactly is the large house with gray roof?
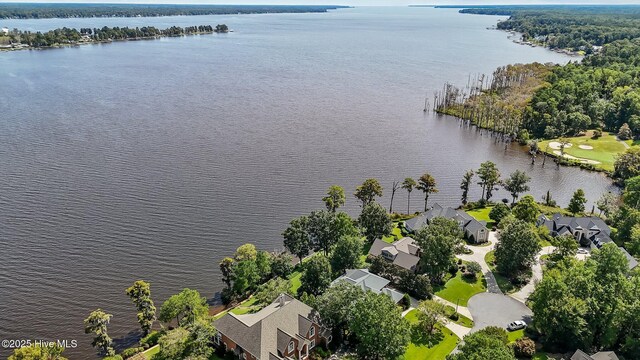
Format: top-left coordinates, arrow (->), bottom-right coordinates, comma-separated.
213,293 -> 331,360
405,203 -> 488,244
536,213 -> 613,247
571,349 -> 619,360
368,237 -> 421,272
332,268 -> 405,303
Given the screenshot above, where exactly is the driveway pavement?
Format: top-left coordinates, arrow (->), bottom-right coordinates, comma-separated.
456,231 -> 502,294
467,292 -> 533,332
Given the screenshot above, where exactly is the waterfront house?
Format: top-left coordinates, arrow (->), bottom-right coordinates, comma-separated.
368,237 -> 420,272
536,213 -> 612,246
332,268 -> 404,303
405,203 -> 488,243
213,294 -> 331,360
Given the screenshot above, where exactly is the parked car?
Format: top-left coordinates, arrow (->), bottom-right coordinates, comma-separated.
507,320 -> 527,331
577,248 -> 589,254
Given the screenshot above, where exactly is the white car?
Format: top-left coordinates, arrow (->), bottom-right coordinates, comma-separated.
577,248 -> 589,254
507,320 -> 527,331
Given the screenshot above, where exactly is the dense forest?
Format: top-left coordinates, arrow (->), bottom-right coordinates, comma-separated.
456,5 -> 640,51
0,4 -> 347,19
2,24 -> 229,49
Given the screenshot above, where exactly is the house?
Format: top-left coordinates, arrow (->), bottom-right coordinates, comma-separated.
332,268 -> 405,303
571,349 -> 619,360
368,237 -> 420,272
213,293 -> 331,360
405,203 -> 488,243
538,214 -> 638,271
536,213 -> 612,247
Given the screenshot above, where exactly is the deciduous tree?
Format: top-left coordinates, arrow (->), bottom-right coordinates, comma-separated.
414,217 -> 463,282
158,288 -> 208,327
299,254 -> 332,296
125,280 -> 156,335
477,161 -> 501,201
322,185 -> 346,212
417,173 -> 439,211
495,219 -> 541,276
503,170 -> 531,204
567,189 -> 587,215
358,201 -> 392,243
354,178 -> 383,207
330,235 -> 363,276
282,216 -> 311,264
84,309 -> 115,356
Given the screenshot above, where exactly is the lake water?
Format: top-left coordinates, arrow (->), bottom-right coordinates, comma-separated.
0,7 -> 616,359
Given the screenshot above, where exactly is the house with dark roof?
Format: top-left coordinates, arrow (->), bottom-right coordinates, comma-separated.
404,203 -> 488,244
213,294 -> 331,360
571,349 -> 619,360
368,237 -> 420,272
332,269 -> 405,303
536,213 -> 613,247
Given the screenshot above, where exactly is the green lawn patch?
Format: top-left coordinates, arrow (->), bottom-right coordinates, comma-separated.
507,329 -> 525,343
465,206 -> 495,228
539,131 -> 628,172
402,310 -> 460,360
444,306 -> 474,328
532,352 -> 551,360
537,204 -> 571,216
382,223 -> 405,243
435,269 -> 487,306
143,344 -> 160,360
288,271 -> 302,295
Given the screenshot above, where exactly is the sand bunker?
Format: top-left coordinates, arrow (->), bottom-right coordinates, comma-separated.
549,141 -> 573,150
552,150 -> 600,165
578,145 -> 594,150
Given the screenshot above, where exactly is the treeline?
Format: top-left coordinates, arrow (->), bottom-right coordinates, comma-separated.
0,4 -> 347,19
3,24 -> 228,49
459,6 -> 640,51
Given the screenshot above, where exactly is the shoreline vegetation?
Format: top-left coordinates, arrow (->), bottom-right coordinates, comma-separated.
0,24 -> 229,51
0,4 -> 349,19
433,5 -> 640,178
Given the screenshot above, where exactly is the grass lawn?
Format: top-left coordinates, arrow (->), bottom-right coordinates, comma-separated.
288,271 -> 302,295
466,206 -> 495,228
143,344 -> 160,359
444,305 -> 474,328
402,310 -> 460,360
507,328 -> 525,343
539,131 -> 629,172
382,223 -> 405,243
435,269 -> 487,306
532,352 -> 552,360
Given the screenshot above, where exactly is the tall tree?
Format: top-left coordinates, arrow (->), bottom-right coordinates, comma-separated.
322,185 -> 346,212
503,170 -> 531,204
389,180 -> 400,213
282,216 -> 311,264
614,147 -> 640,180
416,299 -> 448,334
358,201 -> 392,243
597,192 -> 619,217
349,292 -> 411,360
157,327 -> 190,360
219,257 -> 234,291
512,195 -> 539,224
354,178 -> 383,207
299,254 -> 332,296
494,219 -> 541,276
477,161 -> 501,201
402,177 -> 417,213
567,189 -> 587,215
84,309 -> 115,356
330,235 -> 364,276
624,176 -> 640,209
125,280 -> 156,335
232,259 -> 260,295
307,210 -> 357,255
234,243 -> 257,262
460,170 -> 474,205
449,327 -> 515,360
315,281 -> 366,335
417,173 -> 439,211
414,217 -> 463,282
158,288 -> 208,327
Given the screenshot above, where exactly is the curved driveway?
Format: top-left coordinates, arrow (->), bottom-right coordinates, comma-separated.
467,292 -> 533,331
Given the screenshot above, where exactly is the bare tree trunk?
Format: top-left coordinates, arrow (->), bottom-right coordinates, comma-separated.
389,181 -> 399,213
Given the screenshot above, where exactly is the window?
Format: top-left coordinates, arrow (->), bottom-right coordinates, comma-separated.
310,340 -> 315,349
288,341 -> 295,353
242,353 -> 247,360
327,335 -> 332,343
214,333 -> 222,345
309,326 -> 315,337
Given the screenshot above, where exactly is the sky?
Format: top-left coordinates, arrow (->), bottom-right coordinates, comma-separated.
2,0 -> 640,6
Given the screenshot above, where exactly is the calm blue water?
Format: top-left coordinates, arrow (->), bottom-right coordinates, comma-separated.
0,7 -> 615,359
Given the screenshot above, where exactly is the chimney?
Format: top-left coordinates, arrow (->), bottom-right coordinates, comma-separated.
279,294 -> 285,307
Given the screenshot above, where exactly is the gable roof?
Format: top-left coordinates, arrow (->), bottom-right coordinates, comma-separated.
333,269 -> 404,303
368,238 -> 420,270
571,349 -> 620,360
405,203 -> 486,235
619,247 -> 639,270
214,294 -> 322,359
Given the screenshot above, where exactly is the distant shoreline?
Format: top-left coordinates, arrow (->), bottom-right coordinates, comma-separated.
0,4 -> 350,20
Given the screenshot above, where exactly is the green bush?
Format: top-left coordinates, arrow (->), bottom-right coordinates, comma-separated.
140,330 -> 161,347
103,356 -> 123,360
121,347 -> 144,359
513,337 -> 536,358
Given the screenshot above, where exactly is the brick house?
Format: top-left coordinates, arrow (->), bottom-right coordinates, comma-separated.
213,293 -> 331,360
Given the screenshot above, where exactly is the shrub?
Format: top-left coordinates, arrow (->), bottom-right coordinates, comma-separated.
311,345 -> 331,359
121,347 -> 144,359
402,293 -> 411,309
140,330 -> 161,347
466,261 -> 482,278
513,337 -> 536,358
103,356 -> 123,360
592,129 -> 602,139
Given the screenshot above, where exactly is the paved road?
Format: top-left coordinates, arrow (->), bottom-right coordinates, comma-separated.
511,246 -> 556,303
467,292 -> 533,332
457,231 -> 502,294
